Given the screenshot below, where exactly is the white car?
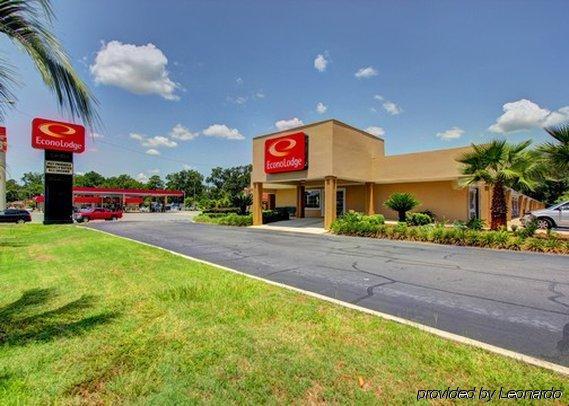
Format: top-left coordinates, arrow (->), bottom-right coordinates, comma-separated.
522,201 -> 569,229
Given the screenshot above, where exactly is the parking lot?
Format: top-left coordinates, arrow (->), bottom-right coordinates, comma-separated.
89,219 -> 569,367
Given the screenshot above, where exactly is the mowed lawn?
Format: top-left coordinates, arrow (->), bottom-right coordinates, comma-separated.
0,225 -> 567,404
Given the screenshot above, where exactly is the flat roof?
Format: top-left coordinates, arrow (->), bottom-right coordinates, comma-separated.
253,118 -> 385,142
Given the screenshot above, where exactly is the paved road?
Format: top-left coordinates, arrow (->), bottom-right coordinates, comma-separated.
89,220 -> 569,366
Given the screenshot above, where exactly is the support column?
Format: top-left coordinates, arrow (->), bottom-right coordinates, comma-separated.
324,176 -> 337,230
364,182 -> 375,215
252,182 -> 263,225
296,183 -> 305,218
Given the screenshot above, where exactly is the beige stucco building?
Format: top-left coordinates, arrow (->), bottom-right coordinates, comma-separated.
251,119 -> 543,229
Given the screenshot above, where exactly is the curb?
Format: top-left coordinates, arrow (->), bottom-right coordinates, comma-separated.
83,226 -> 569,377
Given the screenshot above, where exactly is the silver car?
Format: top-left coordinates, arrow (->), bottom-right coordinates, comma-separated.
522,201 -> 569,229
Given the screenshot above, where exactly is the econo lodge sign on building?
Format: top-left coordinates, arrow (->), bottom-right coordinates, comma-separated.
264,132 -> 308,174
31,117 -> 85,153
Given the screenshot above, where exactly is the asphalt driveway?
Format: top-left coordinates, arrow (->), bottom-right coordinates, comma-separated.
88,220 -> 569,367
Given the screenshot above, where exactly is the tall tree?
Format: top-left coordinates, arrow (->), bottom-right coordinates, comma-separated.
102,174 -> 144,190
74,171 -> 105,187
146,175 -> 165,190
5,178 -> 21,202
541,123 -> 569,175
166,170 -> 204,199
458,140 -> 543,229
20,171 -> 44,199
206,165 -> 251,200
0,0 -> 98,125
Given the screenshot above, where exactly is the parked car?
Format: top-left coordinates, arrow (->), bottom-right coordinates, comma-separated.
0,209 -> 32,223
74,207 -> 123,223
521,201 -> 569,229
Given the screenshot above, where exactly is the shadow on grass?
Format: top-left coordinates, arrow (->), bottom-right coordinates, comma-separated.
0,288 -> 119,346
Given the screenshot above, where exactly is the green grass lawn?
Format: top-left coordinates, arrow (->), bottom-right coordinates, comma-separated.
0,225 -> 567,404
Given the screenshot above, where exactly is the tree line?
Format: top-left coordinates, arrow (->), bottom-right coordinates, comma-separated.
6,165 -> 253,210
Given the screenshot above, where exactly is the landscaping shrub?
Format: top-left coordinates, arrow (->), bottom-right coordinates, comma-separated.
203,207 -> 241,214
406,212 -> 432,226
218,213 -> 253,226
466,217 -> 485,230
262,209 -> 289,224
519,218 -> 538,238
330,211 -> 385,237
329,213 -> 568,255
194,212 -> 252,226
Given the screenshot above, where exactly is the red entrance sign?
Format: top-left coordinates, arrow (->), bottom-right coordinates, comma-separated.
31,118 -> 85,153
264,132 -> 308,174
0,126 -> 6,152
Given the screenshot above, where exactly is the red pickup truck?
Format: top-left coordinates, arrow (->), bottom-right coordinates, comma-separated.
74,207 -> 123,223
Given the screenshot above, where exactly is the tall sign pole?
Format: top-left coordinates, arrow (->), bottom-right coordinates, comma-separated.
0,126 -> 7,211
31,118 -> 85,224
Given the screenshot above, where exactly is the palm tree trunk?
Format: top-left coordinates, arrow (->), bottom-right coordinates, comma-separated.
490,182 -> 507,230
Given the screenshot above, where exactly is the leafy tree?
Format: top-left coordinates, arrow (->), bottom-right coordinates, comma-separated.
146,175 -> 165,190
165,170 -> 204,199
102,174 -> 144,190
541,123 -> 569,175
458,140 -> 544,229
20,172 -> 44,199
206,165 -> 251,201
74,171 -> 105,187
384,193 -> 420,222
0,0 -> 98,126
6,179 -> 22,202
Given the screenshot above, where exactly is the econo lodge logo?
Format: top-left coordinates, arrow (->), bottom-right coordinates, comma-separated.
31,118 -> 85,153
264,132 -> 307,174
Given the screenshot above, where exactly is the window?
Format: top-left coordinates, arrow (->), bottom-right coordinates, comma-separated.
305,190 -> 321,209
560,203 -> 569,211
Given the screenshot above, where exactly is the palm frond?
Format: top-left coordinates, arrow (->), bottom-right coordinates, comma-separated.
0,0 -> 99,127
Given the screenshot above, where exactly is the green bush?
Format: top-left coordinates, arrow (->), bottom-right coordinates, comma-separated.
203,207 -> 241,214
194,212 -> 252,226
262,209 -> 289,224
519,218 -> 538,238
466,217 -> 485,230
330,211 -> 385,237
406,212 -> 432,226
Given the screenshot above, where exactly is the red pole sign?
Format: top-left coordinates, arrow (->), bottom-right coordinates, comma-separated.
31,117 -> 85,153
0,126 -> 6,153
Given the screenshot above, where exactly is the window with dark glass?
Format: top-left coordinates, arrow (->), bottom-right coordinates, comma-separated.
305,190 -> 321,209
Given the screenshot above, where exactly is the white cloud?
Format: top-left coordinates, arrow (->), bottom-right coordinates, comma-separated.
365,126 -> 385,137
91,132 -> 104,139
227,95 -> 248,105
202,124 -> 244,140
170,124 -> 198,141
355,66 -> 378,79
316,102 -> 327,114
275,117 -> 304,131
253,91 -> 265,99
90,40 -> 180,100
382,101 -> 403,115
489,99 -> 569,134
373,94 -> 402,115
145,149 -> 160,156
148,168 -> 161,174
136,172 -> 149,183
142,136 -> 177,148
314,53 -> 329,72
236,77 -> 243,85
182,164 -> 195,170
437,126 -> 465,140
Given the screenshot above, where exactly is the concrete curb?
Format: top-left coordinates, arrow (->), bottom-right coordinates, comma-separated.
83,225 -> 569,377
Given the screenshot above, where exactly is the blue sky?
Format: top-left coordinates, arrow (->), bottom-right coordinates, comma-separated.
2,0 -> 568,182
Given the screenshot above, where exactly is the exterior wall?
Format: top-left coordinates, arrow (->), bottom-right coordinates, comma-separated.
332,125 -> 384,182
345,185 -> 366,213
252,121 -> 334,184
374,180 -> 469,221
274,188 -> 296,207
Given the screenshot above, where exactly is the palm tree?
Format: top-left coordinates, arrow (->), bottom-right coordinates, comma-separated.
384,192 -> 420,222
0,0 -> 98,126
541,123 -> 569,175
458,140 -> 543,230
